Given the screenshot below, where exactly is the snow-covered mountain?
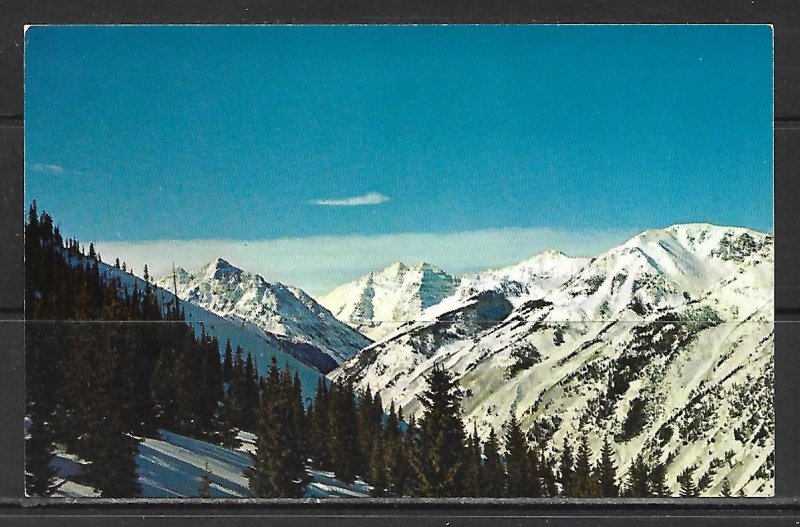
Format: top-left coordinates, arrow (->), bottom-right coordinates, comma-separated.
156,258 -> 371,372
318,261 -> 460,340
330,223 -> 775,496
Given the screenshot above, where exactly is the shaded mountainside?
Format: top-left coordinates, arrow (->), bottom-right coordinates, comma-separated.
330,223 -> 775,496
157,258 -> 371,373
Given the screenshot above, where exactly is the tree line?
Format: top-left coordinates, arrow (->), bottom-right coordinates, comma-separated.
249,362 -> 717,498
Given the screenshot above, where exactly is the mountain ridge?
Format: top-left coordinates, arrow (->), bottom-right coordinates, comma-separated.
156,258 -> 372,372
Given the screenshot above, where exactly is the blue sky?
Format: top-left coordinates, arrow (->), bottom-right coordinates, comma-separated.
25,25 -> 773,294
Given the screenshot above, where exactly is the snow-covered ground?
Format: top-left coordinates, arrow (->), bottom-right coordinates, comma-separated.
51,430 -> 370,499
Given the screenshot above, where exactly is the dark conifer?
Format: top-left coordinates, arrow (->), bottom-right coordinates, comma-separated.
462,422 -> 483,497
559,436 -> 574,496
504,414 -> 530,497
594,437 -> 619,498
649,461 -> 670,497
481,428 -> 507,497
571,432 -> 596,497
222,340 -> 234,384
677,466 -> 698,498
721,478 -> 732,497
624,454 -> 651,497
412,366 -> 466,497
249,357 -> 305,498
328,382 -> 360,483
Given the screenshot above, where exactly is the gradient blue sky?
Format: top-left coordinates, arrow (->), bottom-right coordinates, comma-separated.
25,25 -> 773,294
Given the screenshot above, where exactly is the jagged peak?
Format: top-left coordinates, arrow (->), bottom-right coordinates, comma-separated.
198,256 -> 245,281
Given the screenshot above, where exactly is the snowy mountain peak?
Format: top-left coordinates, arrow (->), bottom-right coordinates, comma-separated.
318,261 -> 460,340
156,261 -> 371,370
199,257 -> 245,281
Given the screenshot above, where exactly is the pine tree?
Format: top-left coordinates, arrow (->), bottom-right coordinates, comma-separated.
721,477 -> 732,497
624,454 -> 651,497
249,357 -> 305,497
383,402 -> 409,497
559,436 -> 574,496
649,462 -> 671,497
402,413 -> 420,496
504,414 -> 530,497
462,422 -> 482,497
571,432 -> 596,497
328,382 -> 360,483
412,366 -> 466,497
677,466 -> 698,498
308,378 -> 331,468
86,333 -> 142,498
481,428 -> 507,497
369,436 -> 389,497
697,471 -> 712,495
222,340 -> 234,384
199,462 -> 212,498
540,451 -> 559,497
594,437 -> 619,498
25,319 -> 59,496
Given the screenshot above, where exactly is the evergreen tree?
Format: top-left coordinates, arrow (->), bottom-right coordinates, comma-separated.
249,358 -> 305,498
571,432 -> 597,497
403,414 -> 420,495
624,454 -> 651,497
308,378 -> 331,468
594,437 -> 619,498
559,436 -> 574,496
222,340 -> 234,384
677,466 -> 698,498
649,462 -> 671,497
481,428 -> 507,497
86,337 -> 141,497
328,382 -> 360,483
369,436 -> 389,497
504,414 -> 530,497
462,422 -> 483,497
539,451 -> 559,497
721,477 -> 732,497
25,416 -> 59,496
412,366 -> 466,497
383,402 -> 409,497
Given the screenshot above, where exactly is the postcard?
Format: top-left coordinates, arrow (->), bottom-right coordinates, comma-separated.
24,25 -> 773,498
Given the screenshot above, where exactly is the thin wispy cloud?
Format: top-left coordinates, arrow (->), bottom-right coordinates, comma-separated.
311,192 -> 390,207
29,163 -> 64,175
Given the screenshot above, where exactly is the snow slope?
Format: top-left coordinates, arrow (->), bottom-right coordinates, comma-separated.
156,258 -> 371,372
51,430 -> 370,498
331,224 -> 775,496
